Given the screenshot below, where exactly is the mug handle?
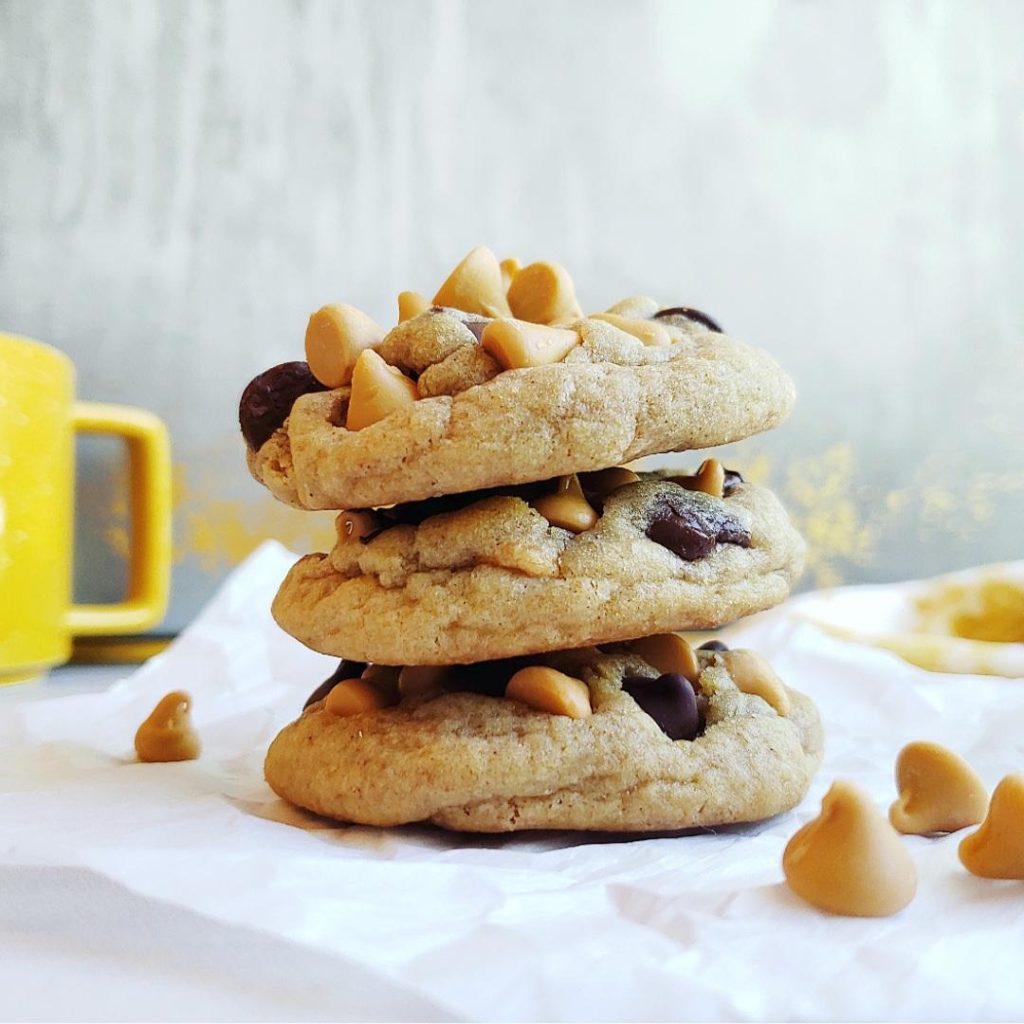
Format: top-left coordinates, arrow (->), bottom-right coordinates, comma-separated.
66,402 -> 172,636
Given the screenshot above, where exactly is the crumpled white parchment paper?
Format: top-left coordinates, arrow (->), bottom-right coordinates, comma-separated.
2,543 -> 1022,1021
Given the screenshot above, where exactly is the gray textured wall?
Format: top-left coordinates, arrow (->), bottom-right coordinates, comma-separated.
2,0 -> 1022,631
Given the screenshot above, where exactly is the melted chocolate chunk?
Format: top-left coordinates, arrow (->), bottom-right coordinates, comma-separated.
444,657 -> 534,698
698,640 -> 729,652
622,672 -> 701,740
378,480 -> 549,527
645,492 -> 751,561
239,361 -> 328,450
653,306 -> 723,333
303,660 -> 367,709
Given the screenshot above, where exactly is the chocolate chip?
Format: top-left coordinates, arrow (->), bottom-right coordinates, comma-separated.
378,480 -> 549,527
723,469 -> 744,495
239,361 -> 328,450
622,672 -> 701,740
645,492 -> 751,561
303,660 -> 367,709
698,640 -> 729,652
444,657 -> 534,698
647,487 -> 753,561
652,306 -> 723,333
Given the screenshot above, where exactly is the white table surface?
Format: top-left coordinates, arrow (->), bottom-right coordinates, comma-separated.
0,665 -> 452,1023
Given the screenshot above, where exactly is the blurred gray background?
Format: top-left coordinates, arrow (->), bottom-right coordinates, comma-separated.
2,0 -> 1022,632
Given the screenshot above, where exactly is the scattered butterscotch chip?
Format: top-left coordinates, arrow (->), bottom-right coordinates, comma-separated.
718,649 -> 791,716
889,741 -> 989,835
507,261 -> 583,325
305,304 -> 385,388
480,318 -> 581,370
325,677 -> 397,717
531,474 -> 598,533
134,691 -> 201,763
499,257 -> 521,291
590,312 -> 671,347
626,633 -> 699,684
397,290 -> 430,322
335,509 -> 378,544
783,780 -> 917,917
345,349 -> 419,431
505,666 -> 592,719
959,774 -> 1024,879
432,245 -> 512,318
398,664 -> 451,698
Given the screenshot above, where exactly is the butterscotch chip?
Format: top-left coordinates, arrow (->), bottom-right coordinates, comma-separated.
499,257 -> 521,291
625,634 -> 699,683
590,312 -> 671,348
397,291 -> 430,322
505,666 -> 592,719
324,678 -> 396,717
272,475 -> 804,666
432,245 -> 512,317
398,664 -> 451,698
480,319 -> 581,370
507,261 -> 583,324
783,780 -> 917,917
345,349 -> 419,431
889,741 -> 988,835
579,467 -> 640,501
530,475 -> 598,533
335,510 -> 378,544
959,774 -> 1024,879
717,649 -> 790,716
264,647 -> 822,831
134,691 -> 201,763
305,305 -> 385,388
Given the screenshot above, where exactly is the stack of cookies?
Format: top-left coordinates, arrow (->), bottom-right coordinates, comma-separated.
239,247 -> 822,832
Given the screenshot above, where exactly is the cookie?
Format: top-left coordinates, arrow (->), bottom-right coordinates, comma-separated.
243,303 -> 795,510
270,471 -> 805,665
264,645 -> 823,832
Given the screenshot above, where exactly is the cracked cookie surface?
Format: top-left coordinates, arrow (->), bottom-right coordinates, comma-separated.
264,647 -> 823,832
246,306 -> 795,510
271,475 -> 805,664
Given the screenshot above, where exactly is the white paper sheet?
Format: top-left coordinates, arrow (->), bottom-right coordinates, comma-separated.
2,544 -> 1023,1022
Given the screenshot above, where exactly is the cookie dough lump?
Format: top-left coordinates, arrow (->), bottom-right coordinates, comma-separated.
135,691 -> 201,763
783,780 -> 917,917
959,774 -> 1024,879
889,741 -> 989,835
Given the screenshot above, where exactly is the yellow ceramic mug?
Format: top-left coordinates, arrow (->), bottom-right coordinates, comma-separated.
0,333 -> 172,683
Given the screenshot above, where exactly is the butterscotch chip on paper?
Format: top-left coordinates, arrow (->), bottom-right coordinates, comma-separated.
264,646 -> 822,832
959,775 -> 1024,879
134,691 -> 201,763
889,741 -> 988,835
783,780 -> 917,917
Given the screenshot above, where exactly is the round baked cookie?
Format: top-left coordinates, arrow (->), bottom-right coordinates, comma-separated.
271,473 -> 805,665
243,305 -> 795,510
264,646 -> 823,832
